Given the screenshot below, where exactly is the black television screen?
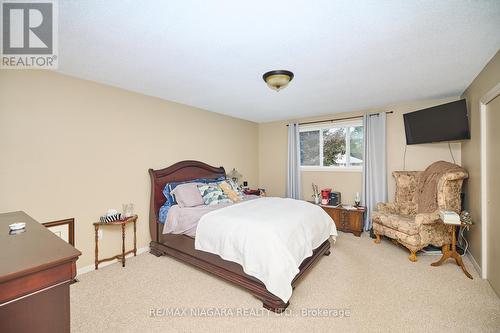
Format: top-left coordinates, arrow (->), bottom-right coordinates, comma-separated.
403,99 -> 470,145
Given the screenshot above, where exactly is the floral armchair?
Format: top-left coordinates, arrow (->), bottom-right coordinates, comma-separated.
371,167 -> 468,262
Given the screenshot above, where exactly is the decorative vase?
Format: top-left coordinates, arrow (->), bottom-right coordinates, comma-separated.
122,203 -> 134,218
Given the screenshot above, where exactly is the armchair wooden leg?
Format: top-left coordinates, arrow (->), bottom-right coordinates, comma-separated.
442,244 -> 450,253
409,250 -> 417,262
374,233 -> 381,244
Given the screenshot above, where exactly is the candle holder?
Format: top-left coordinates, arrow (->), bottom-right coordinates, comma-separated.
354,192 -> 361,207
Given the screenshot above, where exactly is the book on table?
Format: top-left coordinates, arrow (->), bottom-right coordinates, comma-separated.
439,211 -> 460,225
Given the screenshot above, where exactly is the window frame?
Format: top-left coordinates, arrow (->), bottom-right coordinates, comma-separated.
299,119 -> 363,172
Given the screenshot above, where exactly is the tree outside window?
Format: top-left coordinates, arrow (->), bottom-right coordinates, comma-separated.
299,122 -> 363,169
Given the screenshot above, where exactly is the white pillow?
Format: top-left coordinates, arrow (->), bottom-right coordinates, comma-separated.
171,183 -> 205,208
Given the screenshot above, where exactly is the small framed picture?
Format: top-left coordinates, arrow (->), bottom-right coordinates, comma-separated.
43,218 -> 75,246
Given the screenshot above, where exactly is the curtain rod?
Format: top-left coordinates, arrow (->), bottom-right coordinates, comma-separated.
286,111 -> 394,127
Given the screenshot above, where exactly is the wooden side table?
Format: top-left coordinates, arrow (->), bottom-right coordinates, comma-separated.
431,222 -> 473,279
309,202 -> 365,236
94,215 -> 137,270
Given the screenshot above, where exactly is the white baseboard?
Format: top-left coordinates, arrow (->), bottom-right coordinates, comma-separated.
76,246 -> 150,276
466,249 -> 482,278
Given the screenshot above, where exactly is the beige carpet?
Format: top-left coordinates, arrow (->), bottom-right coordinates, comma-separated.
71,233 -> 500,333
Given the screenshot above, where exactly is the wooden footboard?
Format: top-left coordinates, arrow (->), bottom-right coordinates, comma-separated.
150,235 -> 331,312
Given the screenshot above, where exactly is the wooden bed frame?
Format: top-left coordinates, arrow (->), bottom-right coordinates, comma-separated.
148,160 -> 331,312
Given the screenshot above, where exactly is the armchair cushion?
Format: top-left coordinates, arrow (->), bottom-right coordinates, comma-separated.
414,211 -> 441,225
372,211 -> 420,235
376,201 -> 417,216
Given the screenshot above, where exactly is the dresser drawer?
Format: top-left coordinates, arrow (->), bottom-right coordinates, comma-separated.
0,260 -> 76,305
318,205 -> 365,237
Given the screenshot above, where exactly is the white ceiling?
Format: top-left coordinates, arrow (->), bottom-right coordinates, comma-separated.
58,1 -> 500,123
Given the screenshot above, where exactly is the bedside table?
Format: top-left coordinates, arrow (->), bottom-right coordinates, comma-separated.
93,215 -> 137,269
310,202 -> 365,236
431,222 -> 473,279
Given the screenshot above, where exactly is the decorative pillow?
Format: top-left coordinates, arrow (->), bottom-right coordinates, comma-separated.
197,184 -> 232,206
218,181 -> 242,203
162,184 -> 176,208
158,203 -> 171,224
159,176 -> 226,224
171,183 -> 205,208
225,178 -> 244,198
162,176 -> 226,206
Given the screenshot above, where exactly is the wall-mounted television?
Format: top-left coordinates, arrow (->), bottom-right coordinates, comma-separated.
403,99 -> 470,145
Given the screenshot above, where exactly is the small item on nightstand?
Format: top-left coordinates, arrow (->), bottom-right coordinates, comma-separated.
354,192 -> 361,207
123,203 -> 134,218
328,191 -> 341,206
9,222 -> 26,231
311,183 -> 320,204
439,210 -> 460,225
99,209 -> 122,223
243,188 -> 261,196
321,188 -> 331,205
9,222 -> 27,235
243,181 -> 248,188
9,228 -> 26,235
460,211 -> 474,227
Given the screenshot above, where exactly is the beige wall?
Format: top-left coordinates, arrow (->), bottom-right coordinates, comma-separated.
258,98 -> 462,205
461,50 -> 500,271
0,70 -> 259,269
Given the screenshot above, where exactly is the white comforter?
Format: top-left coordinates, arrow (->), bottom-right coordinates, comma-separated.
194,197 -> 337,303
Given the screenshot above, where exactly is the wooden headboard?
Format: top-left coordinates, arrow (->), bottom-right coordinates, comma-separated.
148,160 -> 226,242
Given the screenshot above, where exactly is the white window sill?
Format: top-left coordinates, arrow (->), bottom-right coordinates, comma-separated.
300,166 -> 363,173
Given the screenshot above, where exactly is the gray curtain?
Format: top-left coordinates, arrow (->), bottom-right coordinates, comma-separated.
362,113 -> 387,231
286,123 -> 301,199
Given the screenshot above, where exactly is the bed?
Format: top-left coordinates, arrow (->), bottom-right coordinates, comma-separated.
148,160 -> 333,312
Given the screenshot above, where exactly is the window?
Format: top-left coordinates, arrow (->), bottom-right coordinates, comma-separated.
299,120 -> 363,170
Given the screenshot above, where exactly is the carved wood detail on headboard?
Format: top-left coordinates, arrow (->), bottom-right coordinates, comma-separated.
148,160 -> 226,242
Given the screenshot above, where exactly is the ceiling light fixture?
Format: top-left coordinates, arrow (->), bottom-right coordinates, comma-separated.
262,70 -> 294,91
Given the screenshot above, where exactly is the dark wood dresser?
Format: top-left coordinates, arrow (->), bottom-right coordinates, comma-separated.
0,211 -> 81,333
316,204 -> 366,237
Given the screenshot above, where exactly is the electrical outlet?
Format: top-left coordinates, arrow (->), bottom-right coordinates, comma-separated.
97,230 -> 103,240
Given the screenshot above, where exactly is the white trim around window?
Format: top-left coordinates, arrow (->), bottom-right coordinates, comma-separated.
298,119 -> 363,131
